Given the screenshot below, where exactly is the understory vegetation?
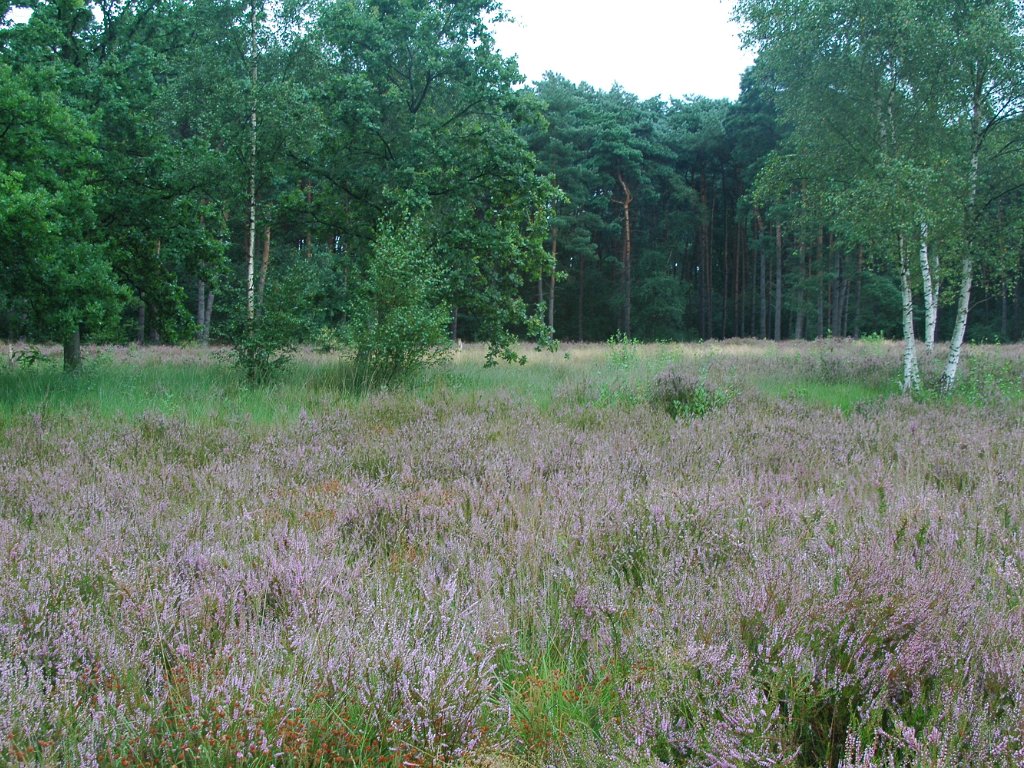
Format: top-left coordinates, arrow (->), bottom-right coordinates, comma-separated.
2,341 -> 1024,767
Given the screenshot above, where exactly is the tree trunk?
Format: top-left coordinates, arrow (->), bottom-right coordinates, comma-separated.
1015,280 -> 1023,341
734,215 -> 742,337
941,255 -> 973,391
941,102 -> 982,393
774,224 -> 783,341
899,234 -> 921,393
245,5 -> 258,322
305,181 -> 314,260
63,325 -> 81,372
137,300 -> 146,346
707,193 -> 716,337
197,277 -> 206,336
1001,282 -> 1009,340
794,243 -> 806,340
548,228 -> 557,331
577,251 -> 585,342
853,246 -> 864,338
257,225 -> 271,307
698,171 -> 711,339
816,230 -> 825,337
919,223 -> 938,352
758,214 -> 767,338
830,234 -> 844,336
203,291 -> 214,343
617,172 -> 633,337
722,200 -> 730,338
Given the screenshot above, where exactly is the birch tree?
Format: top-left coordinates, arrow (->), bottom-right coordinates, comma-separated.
931,0 -> 1024,390
735,0 -> 997,392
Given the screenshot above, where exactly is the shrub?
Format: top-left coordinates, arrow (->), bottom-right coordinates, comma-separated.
607,331 -> 640,369
650,366 -> 728,418
345,217 -> 452,388
226,259 -> 321,384
311,325 -> 344,354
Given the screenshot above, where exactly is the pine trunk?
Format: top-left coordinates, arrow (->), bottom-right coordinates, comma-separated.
137,301 -> 146,346
853,247 -> 864,338
617,172 -> 633,337
722,200 -> 730,337
830,235 -> 844,336
774,224 -> 783,341
794,243 -> 806,339
577,252 -> 585,342
758,214 -> 767,338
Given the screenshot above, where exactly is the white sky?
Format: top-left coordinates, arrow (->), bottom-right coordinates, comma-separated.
491,0 -> 755,101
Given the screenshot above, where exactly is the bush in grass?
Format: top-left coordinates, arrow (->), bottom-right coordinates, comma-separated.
226,259 -> 321,384
311,325 -> 344,353
607,331 -> 640,369
650,366 -> 727,418
345,217 -> 452,388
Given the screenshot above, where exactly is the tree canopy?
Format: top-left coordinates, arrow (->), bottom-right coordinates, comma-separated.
2,0 -> 1023,377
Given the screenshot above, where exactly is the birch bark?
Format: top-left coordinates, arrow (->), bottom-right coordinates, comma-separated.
899,234 -> 921,392
941,96 -> 982,393
919,223 -> 939,351
245,3 -> 258,322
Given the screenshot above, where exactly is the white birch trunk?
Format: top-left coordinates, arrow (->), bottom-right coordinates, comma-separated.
899,234 -> 921,392
941,255 -> 972,392
245,7 -> 258,322
919,223 -> 939,352
941,103 -> 981,393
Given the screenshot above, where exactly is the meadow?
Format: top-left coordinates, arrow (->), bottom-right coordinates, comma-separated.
2,340 -> 1023,767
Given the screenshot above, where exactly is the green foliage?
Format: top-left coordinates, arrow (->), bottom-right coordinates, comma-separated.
0,59 -> 127,357
650,366 -> 729,419
345,218 -> 452,389
632,273 -> 691,340
311,325 -> 344,354
607,331 -> 641,369
227,260 -> 321,385
9,346 -> 53,369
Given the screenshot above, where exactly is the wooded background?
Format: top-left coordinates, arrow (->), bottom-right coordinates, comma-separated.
2,0 -> 1022,370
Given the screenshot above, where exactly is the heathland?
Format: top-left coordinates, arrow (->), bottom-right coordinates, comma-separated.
2,340 -> 1023,767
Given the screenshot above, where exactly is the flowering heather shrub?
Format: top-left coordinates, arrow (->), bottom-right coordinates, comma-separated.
650,366 -> 728,418
2,343 -> 1024,766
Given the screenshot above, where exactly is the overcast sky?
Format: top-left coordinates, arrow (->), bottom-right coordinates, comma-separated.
491,0 -> 755,101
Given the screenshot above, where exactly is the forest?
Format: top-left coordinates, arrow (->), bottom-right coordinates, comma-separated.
3,0 -> 1022,389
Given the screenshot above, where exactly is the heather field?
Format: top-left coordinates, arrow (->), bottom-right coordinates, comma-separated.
3,341 -> 1024,767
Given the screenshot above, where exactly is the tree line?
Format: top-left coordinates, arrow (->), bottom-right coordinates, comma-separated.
2,0 -> 1022,387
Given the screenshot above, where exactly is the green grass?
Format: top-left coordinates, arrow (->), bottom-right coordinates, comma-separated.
0,357 -> 351,425
3,340 -> 1020,426
752,377 -> 899,413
